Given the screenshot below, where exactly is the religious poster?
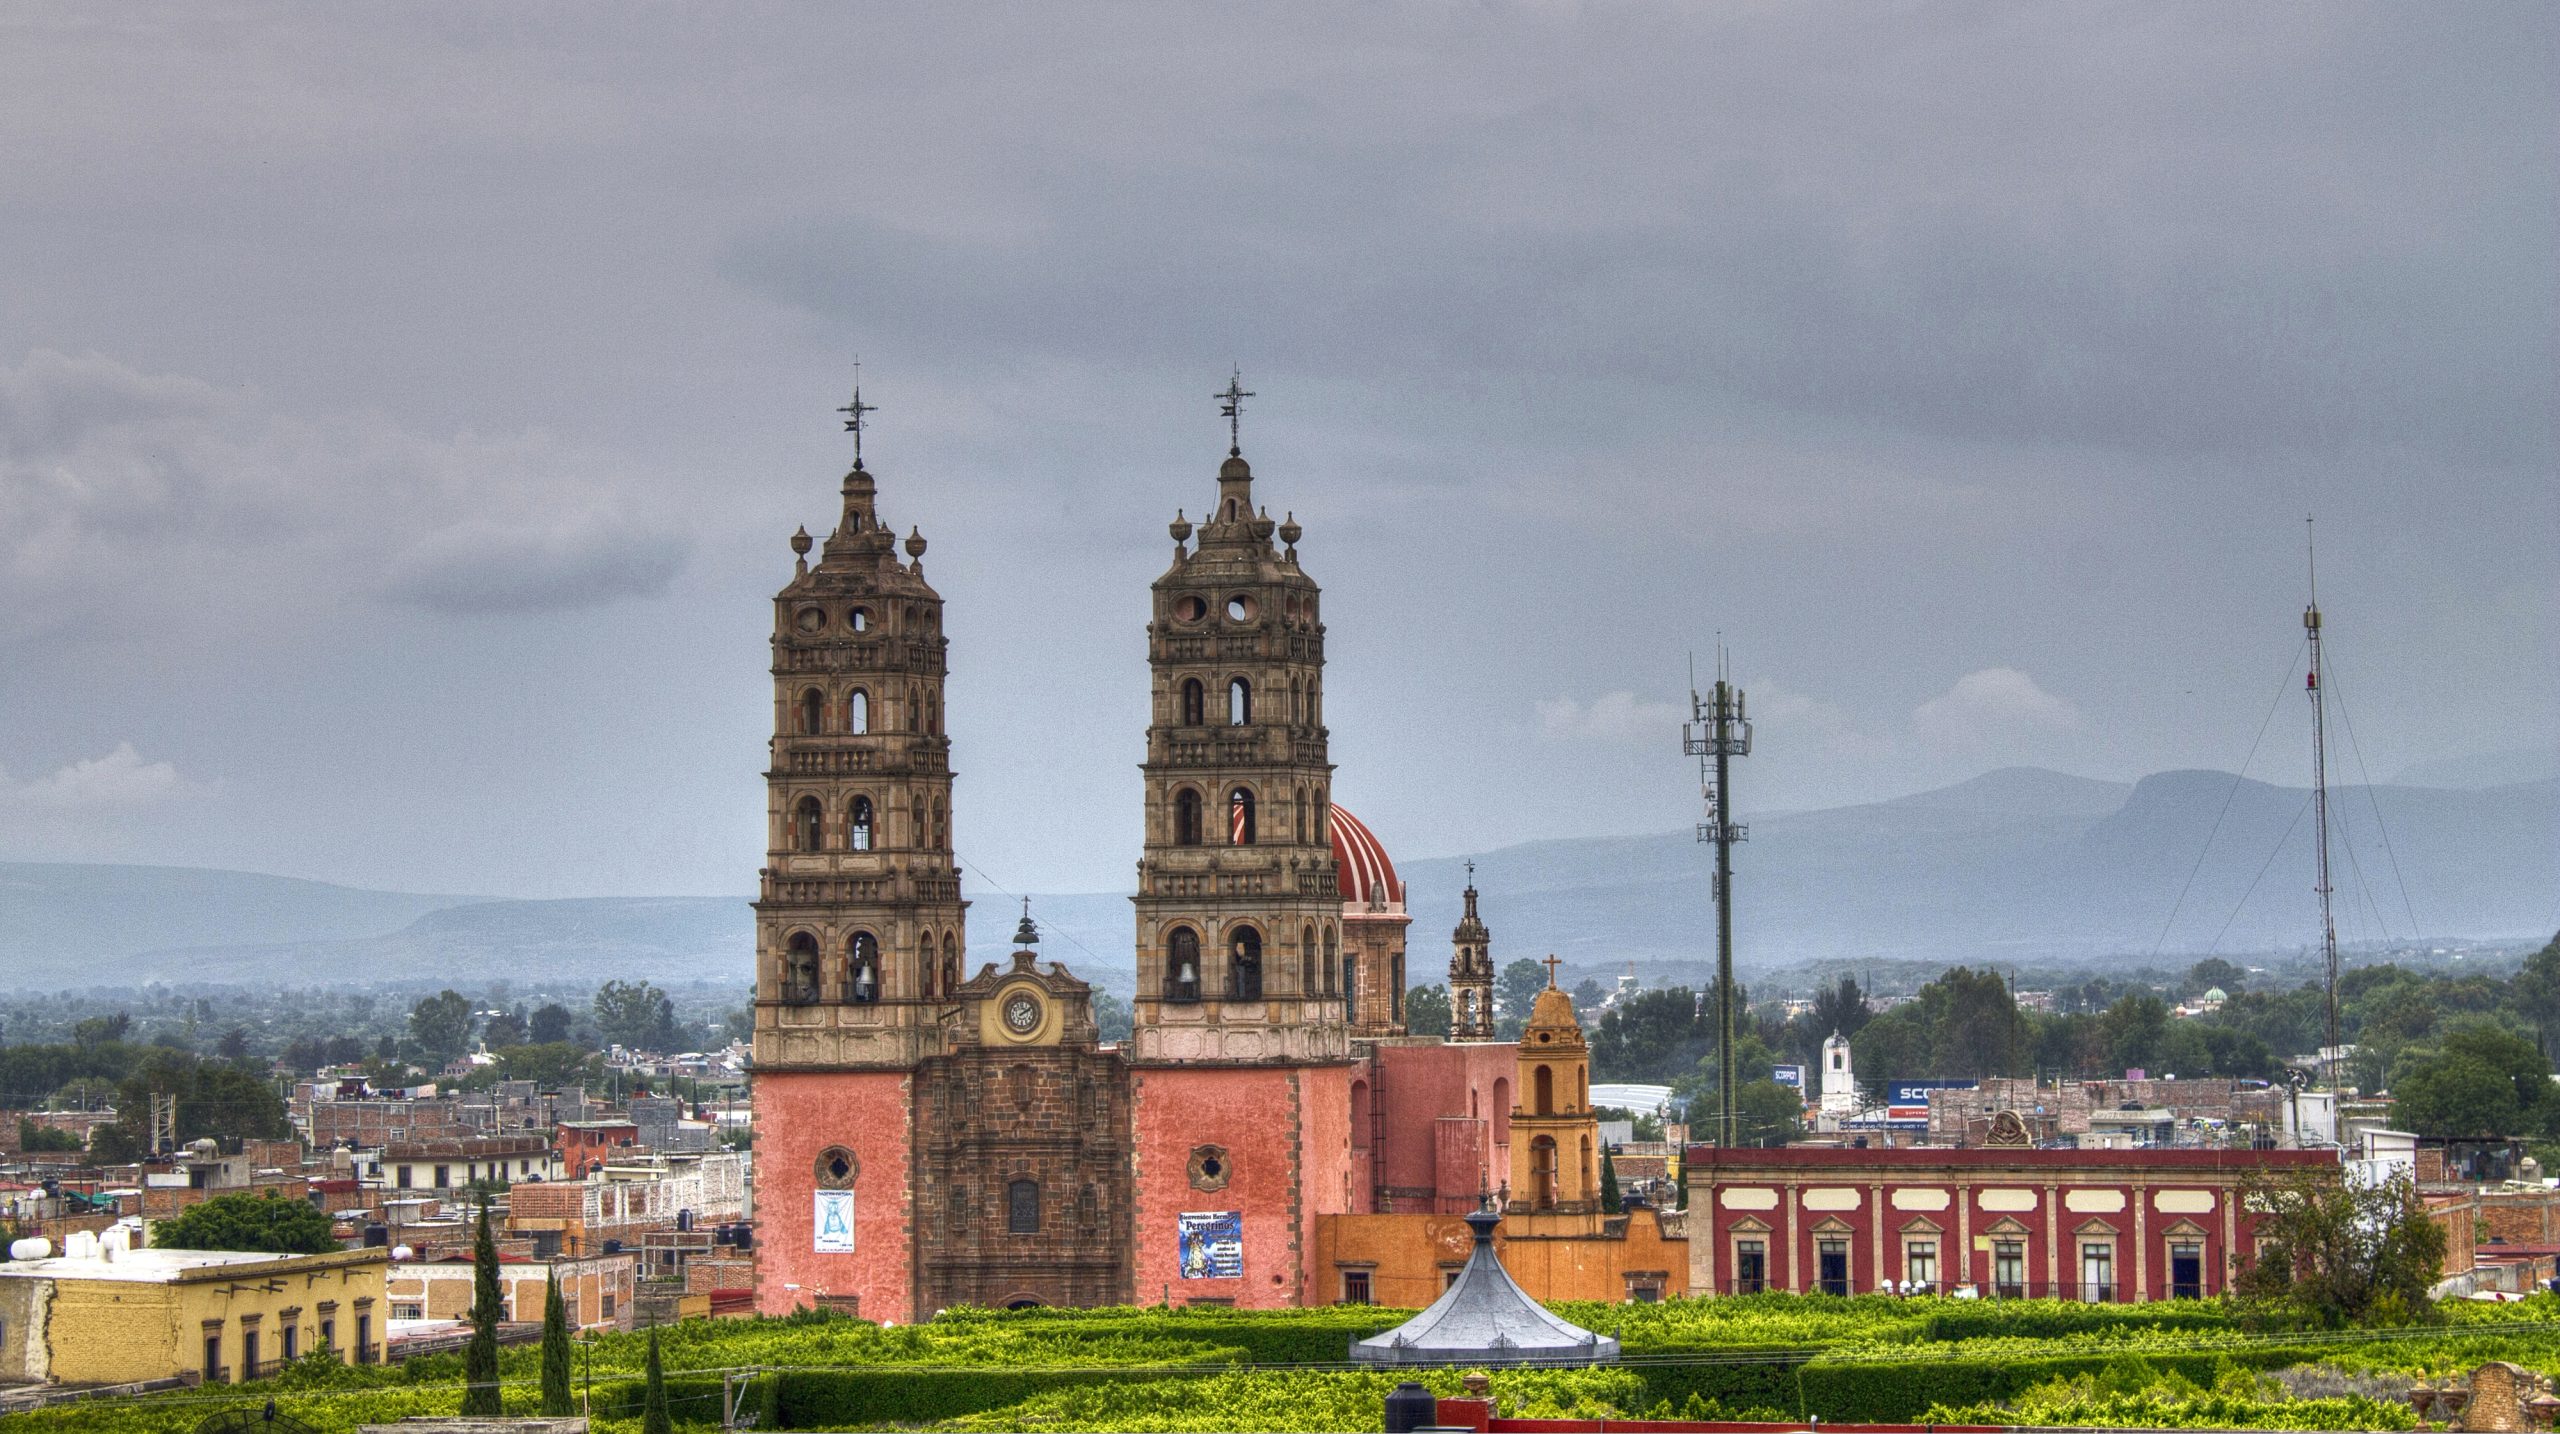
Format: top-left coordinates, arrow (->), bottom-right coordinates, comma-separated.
1176,1210 -> 1242,1279
814,1189 -> 856,1253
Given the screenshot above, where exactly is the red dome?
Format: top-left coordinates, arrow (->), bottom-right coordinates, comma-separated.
1328,806 -> 1402,912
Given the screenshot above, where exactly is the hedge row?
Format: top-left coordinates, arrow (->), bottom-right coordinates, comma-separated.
1623,1343 -> 2334,1423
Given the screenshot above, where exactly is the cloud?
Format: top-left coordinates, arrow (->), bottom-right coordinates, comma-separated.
381,512 -> 690,615
0,743 -> 203,813
0,349 -> 690,637
1536,691 -> 1687,744
1911,668 -> 2083,745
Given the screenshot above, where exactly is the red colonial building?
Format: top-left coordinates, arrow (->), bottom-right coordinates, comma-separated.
1686,1145 -> 2336,1302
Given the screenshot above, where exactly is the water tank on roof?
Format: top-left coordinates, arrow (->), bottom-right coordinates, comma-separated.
9,1237 -> 52,1261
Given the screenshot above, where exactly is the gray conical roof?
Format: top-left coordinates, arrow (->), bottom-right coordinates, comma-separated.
1347,1204 -> 1619,1367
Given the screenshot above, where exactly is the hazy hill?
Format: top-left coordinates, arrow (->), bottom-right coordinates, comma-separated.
4,768 -> 2550,993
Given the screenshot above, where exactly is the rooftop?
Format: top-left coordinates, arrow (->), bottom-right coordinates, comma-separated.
0,1246 -> 385,1285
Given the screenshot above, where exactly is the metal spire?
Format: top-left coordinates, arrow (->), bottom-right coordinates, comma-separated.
2305,515 -> 2340,1094
838,360 -> 878,468
1215,366 -> 1254,456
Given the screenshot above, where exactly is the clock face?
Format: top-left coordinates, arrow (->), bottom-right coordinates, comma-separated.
1002,993 -> 1041,1034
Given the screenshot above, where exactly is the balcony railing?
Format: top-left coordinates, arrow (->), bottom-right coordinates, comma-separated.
1707,1277 -> 2164,1300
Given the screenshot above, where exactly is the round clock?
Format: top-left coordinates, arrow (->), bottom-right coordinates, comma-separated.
1002,993 -> 1041,1035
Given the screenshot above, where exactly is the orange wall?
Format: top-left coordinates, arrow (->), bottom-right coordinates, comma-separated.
1312,1208 -> 1686,1307
753,1070 -> 912,1319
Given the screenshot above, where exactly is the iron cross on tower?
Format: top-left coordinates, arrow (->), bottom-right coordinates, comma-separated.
838,362 -> 878,468
1216,367 -> 1254,456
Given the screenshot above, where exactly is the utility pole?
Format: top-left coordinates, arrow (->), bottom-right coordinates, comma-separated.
1685,652 -> 1752,1147
2305,519 -> 2341,1094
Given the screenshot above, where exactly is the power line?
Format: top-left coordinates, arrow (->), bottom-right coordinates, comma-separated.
2150,637 -> 2306,957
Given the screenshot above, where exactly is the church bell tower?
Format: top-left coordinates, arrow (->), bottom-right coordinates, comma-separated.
1130,377 -> 1348,1065
752,384 -> 968,1071
1448,869 -> 1495,1041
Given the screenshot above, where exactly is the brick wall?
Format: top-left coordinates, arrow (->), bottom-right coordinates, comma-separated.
913,1043 -> 1133,1311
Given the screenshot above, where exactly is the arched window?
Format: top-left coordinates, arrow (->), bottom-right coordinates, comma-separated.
1228,677 -> 1252,726
1301,925 -> 1316,995
926,686 -> 939,736
1228,926 -> 1263,1000
794,796 -> 824,852
848,932 -> 881,1004
1580,1135 -> 1594,1199
847,689 -> 869,734
942,934 -> 960,998
1534,1064 -> 1555,1116
911,797 -> 925,849
1228,787 -> 1255,845
1577,1067 -> 1588,1112
1294,787 -> 1308,843
1181,678 -> 1205,726
1350,1079 -> 1371,1150
849,606 -> 869,632
1391,954 -> 1405,1022
1173,788 -> 1203,846
1288,679 -> 1300,726
798,688 -> 825,736
1492,1077 -> 1511,1143
932,797 -> 947,849
784,932 -> 820,1003
1165,927 -> 1202,1003
1530,1136 -> 1558,1210
1007,1179 -> 1040,1234
848,796 -> 874,852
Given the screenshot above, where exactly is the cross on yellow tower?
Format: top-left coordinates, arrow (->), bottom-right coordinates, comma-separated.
1541,953 -> 1563,988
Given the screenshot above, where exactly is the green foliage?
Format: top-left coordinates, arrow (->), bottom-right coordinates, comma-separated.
2233,1165 -> 2445,1330
1853,967 -> 2030,1082
642,1325 -> 674,1434
488,1041 -> 605,1089
1599,1147 -> 1621,1212
1402,983 -> 1451,1037
539,1270 -> 573,1415
461,1199 -> 501,1415
1591,987 -> 1713,1084
2393,1018 -> 2557,1140
1730,1078 -> 1804,1147
1494,958 -> 1548,1038
17,1116 -> 82,1152
151,1190 -> 337,1255
528,1001 -> 577,1045
596,978 -> 681,1053
408,989 -> 476,1064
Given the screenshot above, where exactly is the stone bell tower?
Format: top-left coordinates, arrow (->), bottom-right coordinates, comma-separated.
1125,377 -> 1360,1312
753,381 -> 967,1319
1448,869 -> 1495,1041
1128,385 -> 1347,1066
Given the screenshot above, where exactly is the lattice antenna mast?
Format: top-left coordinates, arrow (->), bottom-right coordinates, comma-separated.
2305,518 -> 2341,1094
1684,645 -> 1752,1147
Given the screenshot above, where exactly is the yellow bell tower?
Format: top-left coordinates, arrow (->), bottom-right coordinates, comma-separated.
1508,957 -> 1599,1213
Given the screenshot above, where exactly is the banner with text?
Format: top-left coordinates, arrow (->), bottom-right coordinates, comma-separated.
814,1189 -> 856,1253
1177,1210 -> 1242,1279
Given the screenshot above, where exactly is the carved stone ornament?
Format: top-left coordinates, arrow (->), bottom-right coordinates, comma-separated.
1188,1144 -> 1231,1192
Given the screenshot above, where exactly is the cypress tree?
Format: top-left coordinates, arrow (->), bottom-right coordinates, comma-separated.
1599,1147 -> 1622,1213
461,1196 -> 502,1415
539,1267 -> 572,1415
641,1325 -> 674,1434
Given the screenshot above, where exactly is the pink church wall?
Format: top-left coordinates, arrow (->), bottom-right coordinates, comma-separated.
1131,1064 -> 1359,1308
1372,1041 -> 1516,1211
753,1070 -> 913,1320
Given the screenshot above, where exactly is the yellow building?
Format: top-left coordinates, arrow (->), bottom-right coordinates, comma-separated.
0,1241 -> 388,1386
1511,964 -> 1599,1212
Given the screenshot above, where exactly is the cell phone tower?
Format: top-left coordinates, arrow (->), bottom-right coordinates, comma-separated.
1685,649 -> 1752,1147
2305,519 -> 2341,1093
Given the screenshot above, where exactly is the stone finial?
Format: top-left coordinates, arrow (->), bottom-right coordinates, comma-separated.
1170,509 -> 1193,543
905,527 -> 928,560
790,526 -> 813,556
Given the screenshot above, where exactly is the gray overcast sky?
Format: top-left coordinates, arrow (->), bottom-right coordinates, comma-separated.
0,5 -> 2550,899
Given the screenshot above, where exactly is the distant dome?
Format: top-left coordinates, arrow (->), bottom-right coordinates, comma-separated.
1327,806 -> 1403,912
2204,987 -> 2228,1003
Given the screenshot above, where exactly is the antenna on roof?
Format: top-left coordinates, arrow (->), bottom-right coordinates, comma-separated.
1684,639 -> 1752,1149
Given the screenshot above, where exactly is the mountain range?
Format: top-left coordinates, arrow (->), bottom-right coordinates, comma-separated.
5,767 -> 2551,994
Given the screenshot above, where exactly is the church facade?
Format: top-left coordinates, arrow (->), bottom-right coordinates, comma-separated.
751,405 -> 1675,1319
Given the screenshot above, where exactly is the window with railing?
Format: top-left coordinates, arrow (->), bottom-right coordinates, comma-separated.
2080,1242 -> 2116,1302
1993,1240 -> 2025,1299
1734,1240 -> 1767,1294
1816,1238 -> 1851,1296
1340,1270 -> 1372,1305
1905,1239 -> 1937,1293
